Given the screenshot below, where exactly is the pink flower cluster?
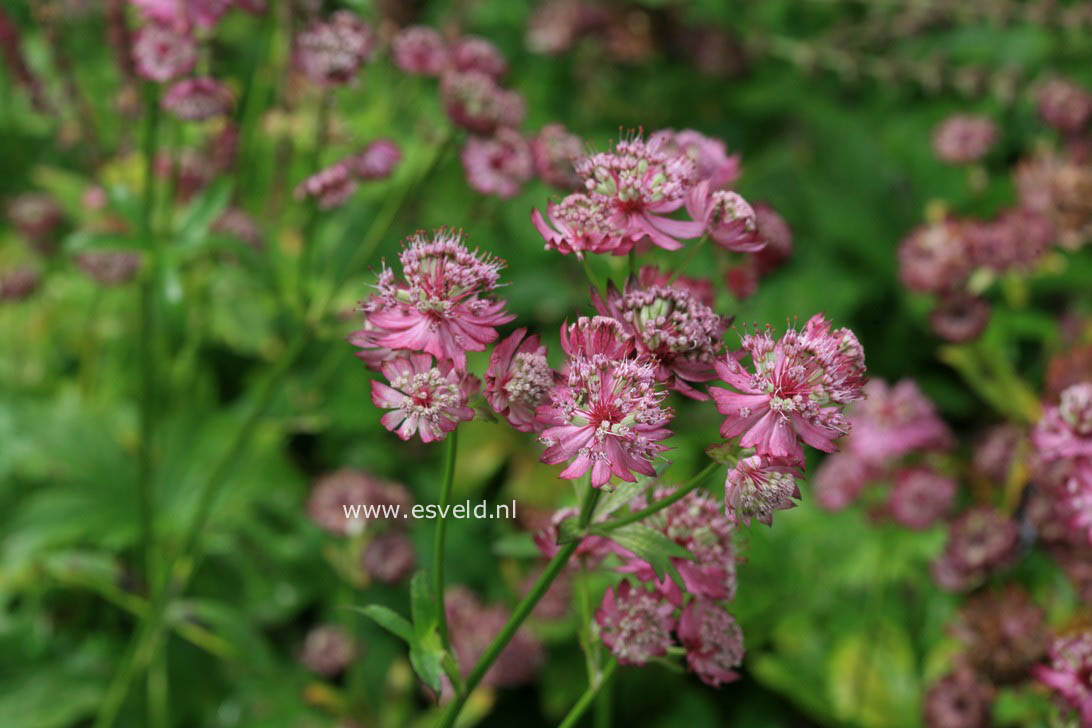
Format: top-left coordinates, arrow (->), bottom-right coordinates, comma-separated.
294,138 -> 403,209
595,486 -> 744,686
1031,382 -> 1092,545
813,378 -> 955,528
1034,631 -> 1092,725
355,230 -> 515,443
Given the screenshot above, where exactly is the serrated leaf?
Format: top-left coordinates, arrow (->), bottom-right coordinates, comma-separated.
598,523 -> 693,578
350,605 -> 414,644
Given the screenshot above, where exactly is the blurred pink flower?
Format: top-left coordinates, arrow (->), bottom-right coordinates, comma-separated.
391,25 -> 448,76
132,22 -> 196,82
846,379 -> 952,466
294,162 -> 357,210
450,36 -> 507,79
441,70 -> 525,135
370,354 -> 476,443
888,466 -> 956,529
294,11 -> 374,86
531,123 -> 584,189
162,77 -> 233,120
595,581 -> 675,666
349,139 -> 402,180
931,114 -> 997,164
685,181 -> 764,252
677,599 -> 744,687
651,128 -> 740,189
460,129 -> 533,199
1033,632 -> 1092,724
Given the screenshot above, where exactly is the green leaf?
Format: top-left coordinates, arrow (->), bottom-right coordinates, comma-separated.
598,523 -> 693,578
64,230 -> 143,253
826,624 -> 919,728
492,531 -> 541,559
350,605 -> 414,644
173,178 -> 232,246
409,639 -> 446,695
410,571 -> 437,639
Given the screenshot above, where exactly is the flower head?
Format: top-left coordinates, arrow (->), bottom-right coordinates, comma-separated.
888,466 -> 956,529
752,202 -> 794,272
1033,632 -> 1092,724
685,182 -> 764,252
360,230 -> 514,369
1033,382 -> 1092,461
930,293 -> 991,343
363,530 -> 416,583
294,162 -> 357,210
932,506 -> 1020,591
636,265 -> 714,308
953,586 -> 1046,685
0,267 -> 39,302
931,114 -> 997,164
711,314 -> 867,465
897,221 -> 971,294
130,0 -> 233,31
1037,78 -> 1092,134
724,455 -> 800,526
846,379 -> 953,466
370,354 -> 476,443
441,71 -> 525,135
294,11 -> 374,86
531,123 -> 584,189
814,452 -> 874,511
964,209 -> 1054,272
531,193 -> 632,258
559,315 -> 634,360
75,251 -> 143,286
575,135 -> 702,251
595,581 -> 675,666
923,668 -> 993,728
484,328 -> 557,433
450,36 -> 507,78
132,21 -> 197,83
349,139 -> 401,180
537,353 -> 672,487
161,77 -> 233,120
299,625 -> 356,677
677,599 -> 744,687
460,129 -> 534,199
650,128 -> 740,189
307,468 -> 412,536
391,25 -> 448,76
592,278 -> 728,399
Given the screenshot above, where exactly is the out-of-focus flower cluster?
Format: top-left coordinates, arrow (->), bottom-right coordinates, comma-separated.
901,76 -> 1092,343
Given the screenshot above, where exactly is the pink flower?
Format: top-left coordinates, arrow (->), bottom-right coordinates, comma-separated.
361,230 -> 514,370
710,314 -> 867,465
923,668 -> 994,728
531,193 -> 632,258
0,267 -> 40,302
897,221 -> 971,294
685,181 -> 764,252
460,129 -> 534,199
130,0 -> 232,31
677,600 -> 744,687
619,485 -> 737,602
591,278 -> 727,399
814,453 -> 874,511
846,379 -> 953,466
932,506 -> 1020,592
930,293 -> 991,343
349,139 -> 401,180
595,581 -> 675,666
1037,78 -> 1092,134
363,530 -> 416,583
1033,383 -> 1092,461
484,328 -> 557,433
391,25 -> 448,76
650,128 -> 740,189
294,11 -> 374,86
441,70 -> 525,135
532,506 -> 619,565
723,455 -> 800,526
450,36 -> 507,79
162,77 -> 233,120
294,163 -> 357,210
752,203 -> 794,273
636,265 -> 715,308
132,22 -> 197,82
559,315 -> 634,360
537,354 -> 672,487
888,466 -> 956,529
931,114 -> 997,164
1033,633 -> 1092,724
531,123 -> 583,189
574,135 -> 703,251
75,251 -> 143,286
370,354 -> 476,443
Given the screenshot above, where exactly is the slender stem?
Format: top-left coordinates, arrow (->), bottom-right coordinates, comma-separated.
599,461 -> 720,533
558,659 -> 618,728
594,670 -> 612,728
667,235 -> 707,284
93,333 -> 308,728
438,483 -> 601,728
434,428 -> 458,650
148,648 -> 168,728
627,249 -> 635,280
580,255 -> 601,295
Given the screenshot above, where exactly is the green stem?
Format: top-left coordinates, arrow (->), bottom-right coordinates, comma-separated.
580,255 -> 601,295
627,249 -> 636,280
599,461 -> 719,533
667,235 -> 707,284
594,671 -> 612,728
558,659 -> 618,728
434,428 -> 458,651
438,484 -> 601,728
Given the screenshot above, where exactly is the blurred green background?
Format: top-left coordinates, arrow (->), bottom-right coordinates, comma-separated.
2,1 -> 1092,726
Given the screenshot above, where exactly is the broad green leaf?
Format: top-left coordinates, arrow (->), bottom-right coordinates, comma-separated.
173,178 -> 232,245
598,523 -> 693,578
410,571 -> 437,640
